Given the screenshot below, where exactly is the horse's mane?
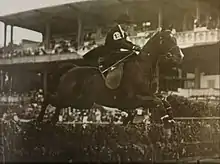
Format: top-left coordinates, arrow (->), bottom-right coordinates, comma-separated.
142,30 -> 160,51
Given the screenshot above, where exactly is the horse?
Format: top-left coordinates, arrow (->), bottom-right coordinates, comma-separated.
37,28 -> 184,125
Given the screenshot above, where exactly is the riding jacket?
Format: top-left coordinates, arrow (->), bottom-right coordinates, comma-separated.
105,25 -> 136,51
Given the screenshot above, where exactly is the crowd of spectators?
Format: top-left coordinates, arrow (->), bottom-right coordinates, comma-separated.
0,89 -> 43,120
2,117 -> 220,162
0,38 -> 98,59
0,94 -> 219,162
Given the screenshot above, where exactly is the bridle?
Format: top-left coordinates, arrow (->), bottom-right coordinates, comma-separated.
166,45 -> 179,57
134,36 -> 180,88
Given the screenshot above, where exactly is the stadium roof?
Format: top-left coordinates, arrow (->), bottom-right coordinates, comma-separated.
0,0 -> 143,34
0,0 -> 214,35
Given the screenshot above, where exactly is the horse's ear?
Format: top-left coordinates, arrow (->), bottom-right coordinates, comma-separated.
158,27 -> 163,32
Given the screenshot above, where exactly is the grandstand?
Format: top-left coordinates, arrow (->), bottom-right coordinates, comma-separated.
0,1 -> 219,98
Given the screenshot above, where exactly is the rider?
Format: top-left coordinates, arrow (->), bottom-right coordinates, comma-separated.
99,13 -> 142,68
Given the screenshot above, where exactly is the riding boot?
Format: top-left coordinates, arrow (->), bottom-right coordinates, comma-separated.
166,107 -> 174,119
162,99 -> 174,119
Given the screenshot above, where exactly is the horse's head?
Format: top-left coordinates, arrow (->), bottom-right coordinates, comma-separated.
141,28 -> 184,65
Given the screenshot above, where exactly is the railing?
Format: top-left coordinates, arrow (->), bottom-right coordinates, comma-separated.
0,52 -> 83,65
130,29 -> 220,48
172,88 -> 220,98
176,29 -> 220,48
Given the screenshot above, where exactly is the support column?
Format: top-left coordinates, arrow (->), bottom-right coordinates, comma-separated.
77,15 -> 82,50
158,7 -> 163,28
195,0 -> 200,25
10,25 -> 14,45
194,66 -> 201,89
43,71 -> 48,96
3,23 -> 7,50
44,23 -> 51,50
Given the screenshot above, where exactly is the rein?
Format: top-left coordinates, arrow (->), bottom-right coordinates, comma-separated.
101,51 -> 136,73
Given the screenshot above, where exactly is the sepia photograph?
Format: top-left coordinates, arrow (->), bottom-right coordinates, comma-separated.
0,0 -> 219,163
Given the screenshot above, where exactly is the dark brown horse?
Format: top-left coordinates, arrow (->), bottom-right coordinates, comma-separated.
38,29 -> 184,124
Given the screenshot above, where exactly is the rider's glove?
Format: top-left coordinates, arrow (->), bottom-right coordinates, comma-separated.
132,45 -> 141,51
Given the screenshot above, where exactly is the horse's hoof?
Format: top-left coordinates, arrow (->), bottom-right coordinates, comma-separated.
35,120 -> 42,126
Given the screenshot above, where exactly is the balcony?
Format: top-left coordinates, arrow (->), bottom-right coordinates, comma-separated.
176,29 -> 220,48
0,29 -> 219,66
169,88 -> 220,98
0,52 -> 83,65
130,29 -> 220,48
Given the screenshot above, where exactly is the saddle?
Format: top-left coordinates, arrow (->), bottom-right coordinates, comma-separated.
102,51 -> 135,90
105,63 -> 124,90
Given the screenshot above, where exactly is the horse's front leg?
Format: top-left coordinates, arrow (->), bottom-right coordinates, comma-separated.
37,100 -> 48,123
161,99 -> 174,120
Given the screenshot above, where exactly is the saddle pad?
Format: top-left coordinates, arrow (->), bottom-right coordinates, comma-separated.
105,63 -> 124,89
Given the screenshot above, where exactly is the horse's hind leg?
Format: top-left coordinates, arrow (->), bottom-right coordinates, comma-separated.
51,107 -> 62,125
122,110 -> 136,126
